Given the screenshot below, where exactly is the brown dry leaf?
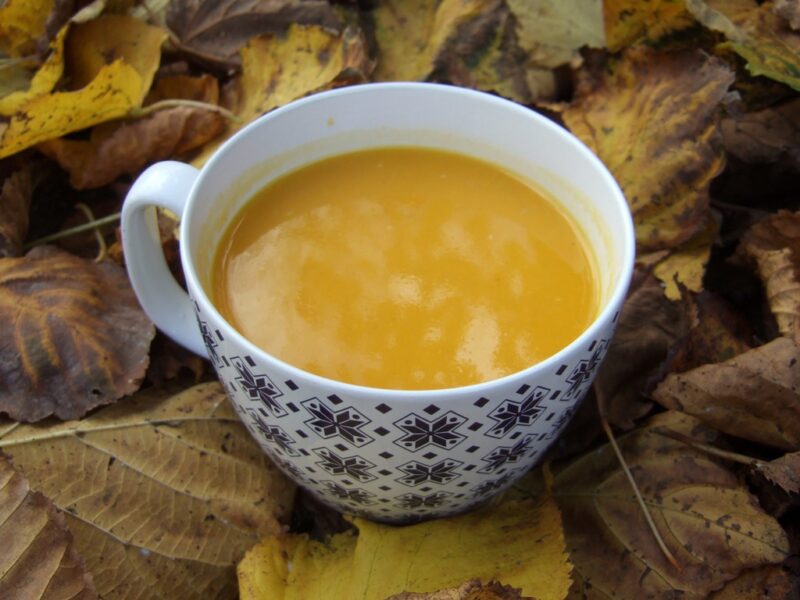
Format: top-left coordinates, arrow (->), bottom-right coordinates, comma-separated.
594,269 -> 688,429
146,73 -> 221,104
0,0 -> 54,56
737,209 -> 800,343
653,217 -> 718,300
0,164 -> 32,257
387,580 -> 530,600
562,47 -> 734,252
686,0 -> 800,91
166,0 -> 341,70
603,0 -> 696,51
721,98 -> 800,170
0,382 -> 296,600
774,0 -> 800,30
0,452 -> 98,600
532,411 -> 790,599
0,246 -> 155,422
653,337 -> 800,450
39,106 -> 226,189
759,451 -> 800,494
709,565 -> 797,600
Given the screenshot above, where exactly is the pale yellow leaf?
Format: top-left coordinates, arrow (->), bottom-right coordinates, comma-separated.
653,217 -> 718,299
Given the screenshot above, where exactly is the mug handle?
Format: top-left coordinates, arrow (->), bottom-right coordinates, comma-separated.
121,161 -> 208,357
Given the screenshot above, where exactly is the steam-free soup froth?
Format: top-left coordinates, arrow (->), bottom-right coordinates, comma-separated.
213,147 -> 598,390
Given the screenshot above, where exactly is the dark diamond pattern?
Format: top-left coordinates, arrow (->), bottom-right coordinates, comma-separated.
395,492 -> 452,509
302,397 -> 373,447
563,340 -> 607,399
396,458 -> 463,486
232,356 -> 285,417
196,316 -> 221,367
323,481 -> 376,505
314,448 -> 377,483
471,473 -> 514,498
247,409 -> 298,457
478,436 -> 534,473
394,411 -> 466,451
485,386 -> 548,438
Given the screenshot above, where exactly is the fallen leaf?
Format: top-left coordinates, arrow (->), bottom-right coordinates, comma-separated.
0,56 -> 38,97
737,209 -> 800,343
686,0 -> 800,91
145,333 -> 207,385
774,0 -> 800,30
653,337 -> 800,450
535,411 -> 790,598
387,580 -> 530,600
758,451 -> 800,494
653,217 -> 718,300
0,164 -> 32,257
721,98 -> 800,170
0,452 -> 98,600
562,47 -> 734,252
39,106 -> 226,189
237,494 -> 571,600
166,0 -> 341,70
145,72 -> 221,104
709,564 -> 797,600
0,245 -> 155,422
507,0 -> 605,68
0,0 -> 54,56
603,0 -> 696,51
0,381 -> 296,600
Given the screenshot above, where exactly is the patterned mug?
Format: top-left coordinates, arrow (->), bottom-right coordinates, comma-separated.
121,83 -> 635,522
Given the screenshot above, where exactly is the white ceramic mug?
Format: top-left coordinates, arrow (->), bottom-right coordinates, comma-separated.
122,83 -> 635,522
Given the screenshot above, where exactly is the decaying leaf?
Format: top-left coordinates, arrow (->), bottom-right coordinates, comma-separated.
709,564 -> 797,600
721,98 -> 800,169
737,209 -> 800,343
534,411 -> 790,599
603,0 -> 696,51
653,218 -> 718,300
562,47 -> 734,252
146,72 -> 221,104
237,495 -> 571,600
758,451 -> 800,494
0,0 -> 53,56
653,337 -> 800,450
39,106 -> 226,189
166,0 -> 341,70
387,580 -> 530,600
0,165 -> 32,257
686,0 -> 800,91
774,0 -> 800,30
0,245 -> 155,422
0,452 -> 98,600
0,382 -> 296,600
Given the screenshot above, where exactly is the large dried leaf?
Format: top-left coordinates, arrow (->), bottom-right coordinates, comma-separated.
603,0 -> 696,51
40,106 -> 226,189
709,565 -> 797,600
0,246 -> 155,422
145,73 -> 221,105
737,209 -> 800,343
537,411 -> 790,599
0,453 -> 97,600
653,337 -> 800,450
238,494 -> 571,600
166,0 -> 341,70
0,0 -> 54,56
686,0 -> 800,91
387,581 -> 530,600
562,47 -> 734,252
0,165 -> 32,257
721,98 -> 800,169
0,382 -> 296,600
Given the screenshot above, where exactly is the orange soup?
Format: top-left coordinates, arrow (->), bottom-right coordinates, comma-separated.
213,147 -> 598,389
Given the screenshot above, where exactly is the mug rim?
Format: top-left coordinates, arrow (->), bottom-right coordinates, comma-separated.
181,81 -> 636,400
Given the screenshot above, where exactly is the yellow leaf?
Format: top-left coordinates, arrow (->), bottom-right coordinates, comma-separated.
653,218 -> 718,300
603,0 -> 695,51
238,495 -> 572,600
0,0 -> 53,56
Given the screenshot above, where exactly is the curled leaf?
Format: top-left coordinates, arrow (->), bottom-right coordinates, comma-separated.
0,246 -> 155,422
653,218 -> 718,300
0,382 -> 296,600
721,98 -> 800,169
0,452 -> 98,600
0,165 -> 32,257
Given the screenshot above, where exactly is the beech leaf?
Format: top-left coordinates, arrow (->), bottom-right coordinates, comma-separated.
709,565 -> 797,600
721,98 -> 800,170
562,47 -> 734,252
0,246 -> 155,422
0,452 -> 98,600
653,337 -> 800,450
387,581 -> 530,600
603,0 -> 696,51
0,164 -> 32,257
759,451 -> 800,494
0,382 -> 296,600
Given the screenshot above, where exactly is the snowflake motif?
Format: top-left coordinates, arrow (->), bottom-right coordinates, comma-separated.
302,398 -> 373,447
563,340 -> 608,400
232,356 -> 285,417
478,436 -> 534,474
314,448 -> 377,483
547,407 -> 577,439
471,473 -> 515,498
323,481 -> 377,505
247,409 -> 298,456
396,458 -> 463,486
486,386 -> 549,438
394,492 -> 452,510
393,412 -> 467,451
196,316 -> 222,367
277,459 -> 307,483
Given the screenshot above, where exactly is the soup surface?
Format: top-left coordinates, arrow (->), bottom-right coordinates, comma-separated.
213,147 -> 598,390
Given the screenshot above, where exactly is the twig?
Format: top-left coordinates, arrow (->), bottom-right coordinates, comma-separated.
0,422 -> 21,441
654,427 -> 763,468
595,384 -> 682,571
24,212 -> 121,250
130,99 -> 242,123
75,203 -> 108,262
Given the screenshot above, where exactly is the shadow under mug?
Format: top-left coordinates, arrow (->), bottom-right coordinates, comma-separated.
121,82 -> 635,523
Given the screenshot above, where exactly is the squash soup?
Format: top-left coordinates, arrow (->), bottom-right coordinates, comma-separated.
213,147 -> 598,390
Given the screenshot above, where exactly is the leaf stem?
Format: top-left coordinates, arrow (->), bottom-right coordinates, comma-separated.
130,99 -> 242,123
24,212 -> 121,250
596,385 -> 682,571
75,203 -> 108,262
653,427 -> 763,468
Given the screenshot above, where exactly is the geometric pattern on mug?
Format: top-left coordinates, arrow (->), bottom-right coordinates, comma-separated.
246,408 -> 298,456
470,472 -> 516,497
323,481 -> 377,505
563,339 -> 607,400
232,356 -> 285,417
547,406 -> 578,440
196,315 -> 222,367
478,435 -> 534,474
277,458 -> 308,483
486,385 -> 549,438
393,411 -> 467,451
395,491 -> 452,509
396,458 -> 463,487
302,397 -> 374,447
314,447 -> 377,483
